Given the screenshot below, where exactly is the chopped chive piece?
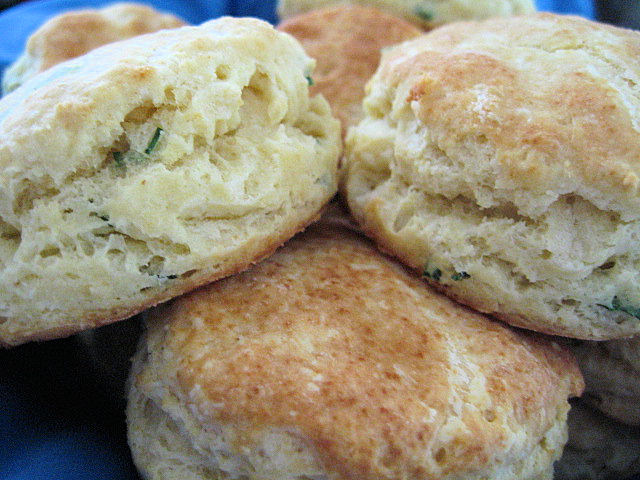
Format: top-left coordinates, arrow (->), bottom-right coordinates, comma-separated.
597,295 -> 640,320
98,214 -> 110,222
451,271 -> 470,281
422,261 -> 442,282
113,151 -> 124,166
145,127 -> 163,154
112,129 -> 163,171
154,274 -> 178,281
414,6 -> 434,22
305,75 -> 314,86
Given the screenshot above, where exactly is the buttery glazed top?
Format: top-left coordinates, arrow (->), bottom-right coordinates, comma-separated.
375,13 -> 640,218
144,224 -> 583,479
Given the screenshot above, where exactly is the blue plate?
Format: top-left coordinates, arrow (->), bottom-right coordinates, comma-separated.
0,1 -> 604,480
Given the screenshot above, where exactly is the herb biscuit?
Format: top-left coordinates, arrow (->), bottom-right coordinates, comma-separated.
278,4 -> 421,136
277,0 -> 535,29
343,13 -> 640,340
127,222 -> 583,480
2,2 -> 186,95
0,17 -> 341,347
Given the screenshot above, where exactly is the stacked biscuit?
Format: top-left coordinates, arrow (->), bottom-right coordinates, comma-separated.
335,7 -> 640,480
0,6 -> 341,345
1,2 -> 638,480
2,3 -> 186,94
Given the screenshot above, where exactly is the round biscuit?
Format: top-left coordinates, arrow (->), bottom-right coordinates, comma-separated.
278,4 -> 421,136
2,2 -> 186,95
343,13 -> 640,340
0,17 -> 341,346
127,221 -> 583,480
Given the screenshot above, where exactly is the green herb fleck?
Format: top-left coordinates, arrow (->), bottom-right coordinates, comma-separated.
112,128 -> 163,170
451,271 -> 471,281
414,6 -> 434,22
145,127 -> 163,155
98,214 -> 110,222
305,75 -> 314,86
422,261 -> 442,282
598,295 -> 640,320
113,151 -> 124,167
152,273 -> 178,281
613,297 -> 640,319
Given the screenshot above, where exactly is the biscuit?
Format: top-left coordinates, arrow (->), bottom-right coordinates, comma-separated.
278,4 -> 421,136
570,336 -> 640,425
277,0 -> 535,29
343,13 -> 640,340
2,2 -> 186,95
0,17 -> 341,347
555,400 -> 640,480
127,222 -> 583,480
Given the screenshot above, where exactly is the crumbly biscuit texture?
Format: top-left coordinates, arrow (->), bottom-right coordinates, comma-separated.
0,17 -> 341,346
555,400 -> 640,480
127,224 -> 583,480
277,0 -> 535,28
2,2 -> 186,94
343,13 -> 640,340
571,336 -> 640,425
278,4 -> 421,136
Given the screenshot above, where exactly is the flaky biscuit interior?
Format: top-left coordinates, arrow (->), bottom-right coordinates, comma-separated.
0,17 -> 341,346
343,13 -> 640,339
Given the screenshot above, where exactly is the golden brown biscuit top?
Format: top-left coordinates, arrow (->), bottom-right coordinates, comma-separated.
142,225 -> 583,479
25,2 -> 185,72
375,13 -> 640,218
278,4 -> 421,135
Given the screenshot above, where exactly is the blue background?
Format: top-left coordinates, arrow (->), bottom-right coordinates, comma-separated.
0,1 -> 609,480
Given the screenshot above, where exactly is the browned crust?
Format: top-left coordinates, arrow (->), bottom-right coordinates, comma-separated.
375,13 -> 640,210
26,3 -> 186,73
137,221 -> 584,479
278,4 -> 421,136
